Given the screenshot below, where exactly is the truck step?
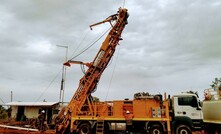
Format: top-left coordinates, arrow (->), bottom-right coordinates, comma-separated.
96,118 -> 104,134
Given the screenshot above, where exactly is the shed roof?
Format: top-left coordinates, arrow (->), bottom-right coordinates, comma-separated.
5,102 -> 59,106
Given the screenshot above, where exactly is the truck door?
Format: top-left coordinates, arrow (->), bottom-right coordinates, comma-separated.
175,96 -> 202,119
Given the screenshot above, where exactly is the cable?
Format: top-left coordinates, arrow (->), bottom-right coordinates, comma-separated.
80,64 -> 86,74
0,97 -> 5,104
69,29 -> 90,60
105,45 -> 121,101
33,26 -> 111,102
35,68 -> 62,102
70,27 -> 111,60
123,0 -> 126,8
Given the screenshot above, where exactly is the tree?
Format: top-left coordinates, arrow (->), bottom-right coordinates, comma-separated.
92,96 -> 100,102
0,105 -> 7,120
210,78 -> 221,90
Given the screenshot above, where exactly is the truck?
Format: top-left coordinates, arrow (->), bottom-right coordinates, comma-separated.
55,8 -> 205,134
170,91 -> 203,134
202,78 -> 221,133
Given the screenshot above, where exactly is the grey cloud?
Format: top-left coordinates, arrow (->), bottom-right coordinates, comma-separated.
1,0 -> 221,103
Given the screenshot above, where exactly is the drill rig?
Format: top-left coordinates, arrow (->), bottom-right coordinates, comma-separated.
56,8 -> 129,134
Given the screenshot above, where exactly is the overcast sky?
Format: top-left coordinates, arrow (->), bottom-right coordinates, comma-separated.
1,0 -> 221,104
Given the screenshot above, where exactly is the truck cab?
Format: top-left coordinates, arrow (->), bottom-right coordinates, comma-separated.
171,92 -> 203,134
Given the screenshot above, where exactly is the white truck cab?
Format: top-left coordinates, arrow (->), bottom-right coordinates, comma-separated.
171,92 -> 203,134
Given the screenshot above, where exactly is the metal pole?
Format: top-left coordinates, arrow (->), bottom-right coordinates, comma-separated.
56,45 -> 68,105
62,47 -> 68,104
11,91 -> 13,102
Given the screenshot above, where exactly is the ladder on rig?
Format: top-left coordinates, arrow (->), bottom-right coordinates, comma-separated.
96,117 -> 105,134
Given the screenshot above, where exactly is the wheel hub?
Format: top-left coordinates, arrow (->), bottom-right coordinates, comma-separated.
153,129 -> 160,134
180,129 -> 188,134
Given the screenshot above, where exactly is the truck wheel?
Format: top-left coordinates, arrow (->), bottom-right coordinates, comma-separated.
149,124 -> 163,134
77,123 -> 91,134
176,124 -> 191,134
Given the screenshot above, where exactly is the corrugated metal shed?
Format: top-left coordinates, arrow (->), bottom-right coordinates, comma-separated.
5,102 -> 59,106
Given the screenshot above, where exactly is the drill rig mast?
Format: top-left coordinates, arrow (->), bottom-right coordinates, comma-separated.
56,8 -> 129,133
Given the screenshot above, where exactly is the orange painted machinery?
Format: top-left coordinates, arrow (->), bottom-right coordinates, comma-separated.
55,8 -> 130,134
69,94 -> 171,134
55,7 -> 204,134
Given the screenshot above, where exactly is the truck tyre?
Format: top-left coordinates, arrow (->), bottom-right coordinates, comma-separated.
77,123 -> 91,134
175,124 -> 191,134
149,124 -> 163,134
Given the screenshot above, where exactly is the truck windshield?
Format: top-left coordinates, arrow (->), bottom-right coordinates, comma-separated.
178,96 -> 198,107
